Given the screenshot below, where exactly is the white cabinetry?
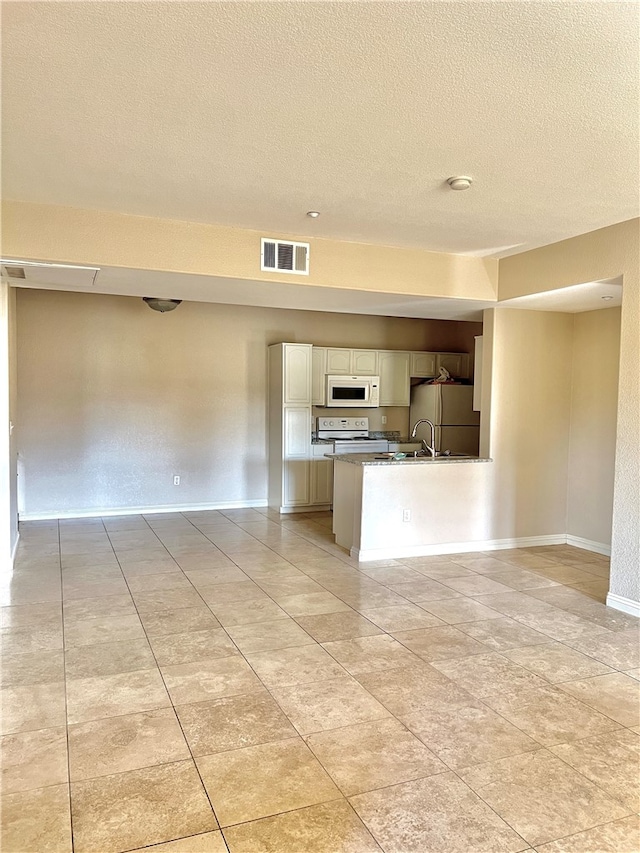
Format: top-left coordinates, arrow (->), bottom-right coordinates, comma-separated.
326,348 -> 378,375
284,407 -> 311,457
268,343 -> 313,512
313,346 -> 470,407
351,350 -> 379,375
311,347 -> 326,405
326,348 -> 351,374
311,444 -> 333,505
473,336 -> 483,411
436,352 -> 470,379
410,351 -> 437,378
378,351 -> 411,406
283,344 -> 313,403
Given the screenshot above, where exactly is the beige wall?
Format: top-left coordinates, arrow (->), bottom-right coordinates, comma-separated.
1,283 -> 19,560
9,287 -> 18,550
484,308 -> 574,539
567,308 -> 621,546
499,218 -> 639,606
482,306 -> 622,549
6,207 -> 638,608
3,201 -> 498,301
16,289 -> 480,516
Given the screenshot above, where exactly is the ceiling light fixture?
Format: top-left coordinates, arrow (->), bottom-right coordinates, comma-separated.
601,295 -> 614,301
446,176 -> 473,191
306,210 -> 320,218
143,297 -> 182,313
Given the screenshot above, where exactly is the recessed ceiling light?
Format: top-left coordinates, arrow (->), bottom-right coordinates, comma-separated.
306,210 -> 320,218
446,176 -> 473,191
601,295 -> 614,301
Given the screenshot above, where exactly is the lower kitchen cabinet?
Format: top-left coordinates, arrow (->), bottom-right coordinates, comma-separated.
279,449 -> 333,510
283,458 -> 310,506
311,445 -> 333,506
282,407 -> 311,506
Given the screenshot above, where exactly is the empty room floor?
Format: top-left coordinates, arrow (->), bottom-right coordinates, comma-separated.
2,509 -> 639,853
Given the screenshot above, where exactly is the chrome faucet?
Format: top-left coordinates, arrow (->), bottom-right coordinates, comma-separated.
410,418 -> 437,458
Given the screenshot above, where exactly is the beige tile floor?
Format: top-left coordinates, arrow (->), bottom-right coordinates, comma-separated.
1,509 -> 639,853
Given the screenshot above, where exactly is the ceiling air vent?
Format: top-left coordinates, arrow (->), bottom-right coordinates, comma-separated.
261,238 -> 309,275
3,266 -> 26,279
0,259 -> 100,288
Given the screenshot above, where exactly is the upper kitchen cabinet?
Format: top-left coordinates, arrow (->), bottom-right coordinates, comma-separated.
351,350 -> 379,375
436,352 -> 470,380
378,351 -> 411,406
410,351 -> 437,378
326,348 -> 379,375
281,343 -> 312,404
325,348 -> 351,374
311,347 -> 327,405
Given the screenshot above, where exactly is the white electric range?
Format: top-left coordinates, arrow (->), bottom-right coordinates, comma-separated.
316,417 -> 389,454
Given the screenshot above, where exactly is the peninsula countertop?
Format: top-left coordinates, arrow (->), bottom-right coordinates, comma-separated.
325,453 -> 492,465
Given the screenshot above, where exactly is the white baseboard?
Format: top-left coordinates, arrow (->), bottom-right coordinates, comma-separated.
351,534 -> 567,562
20,499 -> 268,522
606,592 -> 640,618
566,535 -> 611,556
278,504 -> 331,514
10,531 -> 20,567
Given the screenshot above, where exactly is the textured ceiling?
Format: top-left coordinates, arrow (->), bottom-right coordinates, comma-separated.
2,1 -> 638,256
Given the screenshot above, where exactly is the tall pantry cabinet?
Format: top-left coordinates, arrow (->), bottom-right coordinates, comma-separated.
268,343 -> 314,512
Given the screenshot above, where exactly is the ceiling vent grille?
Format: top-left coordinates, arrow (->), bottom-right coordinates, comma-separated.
3,266 -> 26,279
261,239 -> 309,275
0,259 -> 100,288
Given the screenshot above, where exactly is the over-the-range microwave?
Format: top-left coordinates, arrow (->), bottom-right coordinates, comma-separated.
325,375 -> 380,407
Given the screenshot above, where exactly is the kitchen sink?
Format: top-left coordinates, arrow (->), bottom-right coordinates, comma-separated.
392,452 -> 476,461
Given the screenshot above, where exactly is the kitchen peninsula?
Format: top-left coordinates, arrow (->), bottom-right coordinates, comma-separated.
268,341 -> 478,514
329,453 -> 492,561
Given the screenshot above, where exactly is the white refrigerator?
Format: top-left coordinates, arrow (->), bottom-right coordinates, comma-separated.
409,384 -> 480,455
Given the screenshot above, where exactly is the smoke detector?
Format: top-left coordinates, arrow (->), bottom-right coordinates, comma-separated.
447,176 -> 473,191
143,297 -> 182,313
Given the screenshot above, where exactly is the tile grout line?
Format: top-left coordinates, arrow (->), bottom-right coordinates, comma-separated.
58,517 -> 76,853
138,511 -> 378,848
528,815 -> 639,851
16,519 -> 634,852
100,515 -> 229,845
139,512 -> 435,844
175,518 -> 539,847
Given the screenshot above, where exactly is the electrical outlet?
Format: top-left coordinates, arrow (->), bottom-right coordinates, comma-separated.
402,509 -> 411,522
173,475 -> 181,486
381,415 -> 387,425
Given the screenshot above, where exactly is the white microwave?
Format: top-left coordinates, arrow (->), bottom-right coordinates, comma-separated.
326,375 -> 380,407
